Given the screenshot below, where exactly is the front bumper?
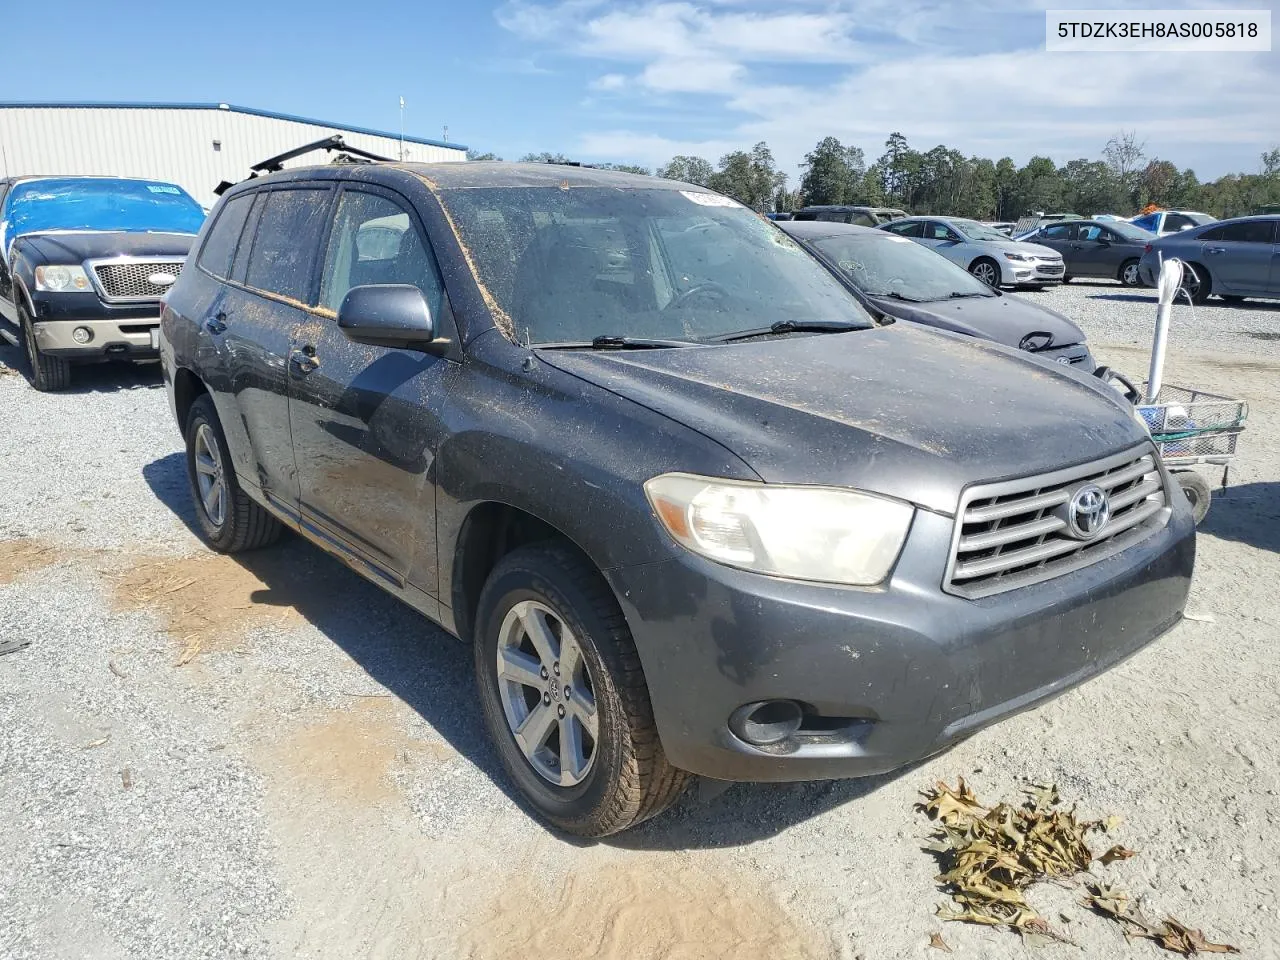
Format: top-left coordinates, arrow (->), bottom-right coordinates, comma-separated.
1005,258 -> 1066,285
32,317 -> 160,358
609,497 -> 1195,782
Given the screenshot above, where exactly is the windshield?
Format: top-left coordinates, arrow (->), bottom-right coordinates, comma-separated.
438,187 -> 875,344
1106,220 -> 1156,240
5,178 -> 206,240
811,232 -> 993,301
951,219 -> 1010,242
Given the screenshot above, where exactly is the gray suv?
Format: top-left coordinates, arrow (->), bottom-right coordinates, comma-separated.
160,161 -> 1195,836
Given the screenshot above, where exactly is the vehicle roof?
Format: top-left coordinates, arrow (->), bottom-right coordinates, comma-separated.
231,161 -> 708,193
778,220 -> 887,241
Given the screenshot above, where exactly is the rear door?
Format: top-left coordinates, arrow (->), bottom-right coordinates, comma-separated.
219,184 -> 333,513
287,182 -> 456,597
1199,220 -> 1276,295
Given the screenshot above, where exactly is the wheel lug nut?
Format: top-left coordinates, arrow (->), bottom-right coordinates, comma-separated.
540,666 -> 548,679
543,692 -> 551,705
553,662 -> 560,676
557,705 -> 565,718
564,686 -> 571,699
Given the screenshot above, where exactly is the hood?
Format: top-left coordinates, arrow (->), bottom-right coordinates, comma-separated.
984,239 -> 1061,258
539,324 -> 1144,515
13,231 -> 195,264
870,292 -> 1087,350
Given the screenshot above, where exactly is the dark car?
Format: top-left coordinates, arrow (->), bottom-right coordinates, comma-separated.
1138,215 -> 1280,304
1022,219 -> 1156,286
161,161 -> 1194,837
792,205 -> 908,226
779,221 -> 1096,370
0,176 -> 206,390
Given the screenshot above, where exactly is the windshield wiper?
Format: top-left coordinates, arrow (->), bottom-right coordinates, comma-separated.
881,291 -> 926,303
712,319 -> 870,343
948,290 -> 992,299
536,335 -> 698,350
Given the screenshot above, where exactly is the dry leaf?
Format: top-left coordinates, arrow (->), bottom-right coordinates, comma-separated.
928,932 -> 952,953
121,768 -> 133,790
1156,918 -> 1239,956
81,735 -> 111,750
1098,845 -> 1138,865
108,660 -> 128,679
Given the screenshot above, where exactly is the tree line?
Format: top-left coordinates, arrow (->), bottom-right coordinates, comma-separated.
468,134 -> 1280,220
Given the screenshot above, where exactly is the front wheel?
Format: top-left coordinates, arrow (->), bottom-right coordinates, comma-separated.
474,544 -> 689,837
1119,259 -> 1142,287
18,306 -> 70,391
969,257 -> 1002,288
1175,471 -> 1211,525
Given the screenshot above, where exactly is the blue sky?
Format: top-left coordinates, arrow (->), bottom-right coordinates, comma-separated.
5,0 -> 1277,181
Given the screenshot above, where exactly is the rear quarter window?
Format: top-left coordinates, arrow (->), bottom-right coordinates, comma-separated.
244,188 -> 332,302
197,194 -> 254,280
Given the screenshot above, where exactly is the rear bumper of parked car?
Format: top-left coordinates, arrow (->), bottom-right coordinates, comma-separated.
609,498 -> 1195,782
29,294 -> 161,358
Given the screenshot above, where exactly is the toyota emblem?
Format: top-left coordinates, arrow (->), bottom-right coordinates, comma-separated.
1067,484 -> 1111,539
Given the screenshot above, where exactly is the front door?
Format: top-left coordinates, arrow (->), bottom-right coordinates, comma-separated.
288,184 -> 455,595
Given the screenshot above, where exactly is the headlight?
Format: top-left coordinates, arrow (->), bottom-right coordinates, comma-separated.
644,473 -> 914,586
34,264 -> 92,292
1002,252 -> 1030,262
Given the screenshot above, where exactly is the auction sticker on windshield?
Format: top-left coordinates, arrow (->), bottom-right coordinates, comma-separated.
681,191 -> 740,208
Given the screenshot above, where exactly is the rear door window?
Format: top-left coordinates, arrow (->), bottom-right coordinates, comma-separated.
243,188 -> 332,302
197,193 -> 254,280
886,220 -> 923,238
318,188 -> 448,318
1199,220 -> 1276,244
1162,213 -> 1196,233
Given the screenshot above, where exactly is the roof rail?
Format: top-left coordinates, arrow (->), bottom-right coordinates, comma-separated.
213,135 -> 394,196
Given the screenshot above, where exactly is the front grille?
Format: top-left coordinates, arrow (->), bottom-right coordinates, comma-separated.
945,446 -> 1170,599
1036,263 -> 1066,275
92,259 -> 185,302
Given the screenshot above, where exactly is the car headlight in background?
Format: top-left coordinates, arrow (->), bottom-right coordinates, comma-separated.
1002,252 -> 1030,262
34,265 -> 93,292
644,474 -> 915,586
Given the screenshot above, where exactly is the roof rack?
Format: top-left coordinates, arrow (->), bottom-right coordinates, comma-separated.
213,135 -> 394,196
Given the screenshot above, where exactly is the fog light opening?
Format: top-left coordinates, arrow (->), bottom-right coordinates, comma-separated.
72,326 -> 93,344
731,700 -> 804,746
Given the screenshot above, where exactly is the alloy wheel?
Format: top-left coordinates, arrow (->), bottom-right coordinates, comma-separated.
972,260 -> 999,286
192,423 -> 227,527
495,599 -> 598,787
1122,262 -> 1140,286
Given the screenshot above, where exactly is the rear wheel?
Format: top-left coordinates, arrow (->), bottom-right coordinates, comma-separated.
969,257 -> 1001,288
1180,263 -> 1211,304
183,394 -> 282,552
18,305 -> 70,392
474,543 -> 689,837
1119,259 -> 1142,287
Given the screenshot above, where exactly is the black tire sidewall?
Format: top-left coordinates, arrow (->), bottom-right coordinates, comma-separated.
1176,472 -> 1212,525
1183,264 -> 1210,304
1120,259 -> 1141,286
184,395 -> 235,549
474,556 -> 632,831
971,258 -> 1000,287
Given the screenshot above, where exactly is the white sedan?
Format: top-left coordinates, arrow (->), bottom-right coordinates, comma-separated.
881,216 -> 1065,287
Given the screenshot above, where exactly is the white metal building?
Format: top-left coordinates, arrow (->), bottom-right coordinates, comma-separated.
0,102 -> 468,207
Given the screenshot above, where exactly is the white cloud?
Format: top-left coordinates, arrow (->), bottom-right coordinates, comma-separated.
497,0 -> 1280,177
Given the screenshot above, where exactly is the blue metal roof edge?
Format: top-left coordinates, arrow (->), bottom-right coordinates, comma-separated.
0,100 -> 469,152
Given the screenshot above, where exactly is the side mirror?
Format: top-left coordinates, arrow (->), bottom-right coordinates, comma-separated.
337,284 -> 435,350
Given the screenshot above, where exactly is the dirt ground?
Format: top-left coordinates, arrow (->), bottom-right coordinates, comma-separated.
1,314 -> 1278,959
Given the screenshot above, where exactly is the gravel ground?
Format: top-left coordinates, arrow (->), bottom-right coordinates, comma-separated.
1,283 -> 1278,960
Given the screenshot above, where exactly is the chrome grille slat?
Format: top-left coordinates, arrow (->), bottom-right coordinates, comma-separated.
91,259 -> 185,302
945,446 -> 1171,599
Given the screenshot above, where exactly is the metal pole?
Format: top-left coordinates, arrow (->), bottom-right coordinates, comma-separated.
1147,256 -> 1182,403
399,96 -> 405,161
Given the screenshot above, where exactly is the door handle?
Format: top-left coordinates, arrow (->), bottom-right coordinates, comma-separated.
205,311 -> 228,335
290,345 -> 319,375
1205,247 -> 1226,255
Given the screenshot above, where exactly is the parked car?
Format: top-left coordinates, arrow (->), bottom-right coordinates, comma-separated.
1020,219 -> 1156,286
1138,215 -> 1279,303
0,175 -> 205,390
882,216 -> 1066,287
765,211 -> 794,221
162,161 -> 1194,837
778,220 -> 1095,369
981,221 -> 1016,236
1129,210 -> 1216,237
792,205 -> 908,226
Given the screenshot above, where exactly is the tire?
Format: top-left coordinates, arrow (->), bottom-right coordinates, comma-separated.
183,394 -> 282,552
969,257 -> 1002,288
1119,259 -> 1142,287
18,305 -> 71,392
1180,262 -> 1211,304
1175,471 -> 1211,526
1062,275 -> 1073,283
474,543 -> 689,837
